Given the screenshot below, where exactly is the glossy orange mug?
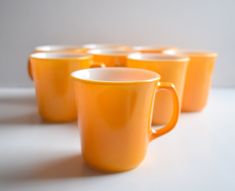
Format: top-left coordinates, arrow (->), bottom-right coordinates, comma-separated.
88,49 -> 133,67
71,68 -> 179,172
28,45 -> 86,80
127,53 -> 189,125
30,52 -> 100,122
164,49 -> 217,111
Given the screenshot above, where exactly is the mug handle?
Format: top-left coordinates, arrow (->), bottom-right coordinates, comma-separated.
27,58 -> 33,80
150,82 -> 179,141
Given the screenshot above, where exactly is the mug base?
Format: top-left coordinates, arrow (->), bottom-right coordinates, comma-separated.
83,158 -> 142,173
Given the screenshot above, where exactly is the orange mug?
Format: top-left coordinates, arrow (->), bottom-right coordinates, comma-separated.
28,45 -> 86,80
88,49 -> 133,67
30,52 -> 101,122
127,53 -> 189,125
164,49 -> 217,111
71,67 -> 179,172
132,45 -> 177,54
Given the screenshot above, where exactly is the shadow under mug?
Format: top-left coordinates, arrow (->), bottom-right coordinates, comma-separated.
127,53 -> 189,125
30,52 -> 103,122
164,49 -> 217,112
71,67 -> 179,172
28,45 -> 86,80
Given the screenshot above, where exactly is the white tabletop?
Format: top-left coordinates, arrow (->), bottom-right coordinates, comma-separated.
0,88 -> 234,191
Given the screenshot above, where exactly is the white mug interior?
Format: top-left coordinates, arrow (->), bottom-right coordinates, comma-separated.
71,67 -> 160,83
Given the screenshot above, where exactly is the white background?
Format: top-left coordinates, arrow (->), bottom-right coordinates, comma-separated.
0,0 -> 234,87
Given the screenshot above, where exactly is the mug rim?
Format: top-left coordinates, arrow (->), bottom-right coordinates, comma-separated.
34,45 -> 83,52
88,49 -> 133,56
128,53 -> 189,62
30,52 -> 92,60
163,49 -> 217,58
132,45 -> 177,51
71,67 -> 160,84
83,43 -> 129,50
